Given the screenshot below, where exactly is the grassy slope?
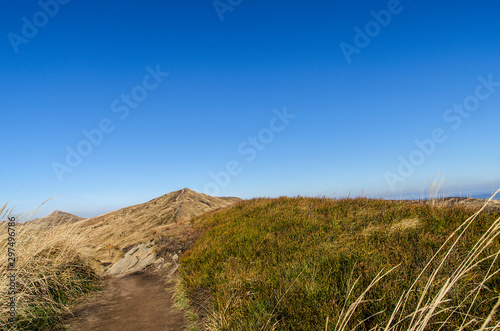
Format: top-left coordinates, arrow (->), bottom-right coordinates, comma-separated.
180,197 -> 500,330
0,190 -> 240,330
72,188 -> 240,262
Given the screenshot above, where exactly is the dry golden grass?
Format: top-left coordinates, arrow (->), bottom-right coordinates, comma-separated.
384,189 -> 500,331
70,188 -> 240,262
331,189 -> 500,330
390,218 -> 421,232
0,203 -> 101,330
0,189 -> 241,329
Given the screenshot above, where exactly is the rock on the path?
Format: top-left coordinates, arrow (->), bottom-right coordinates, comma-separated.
108,241 -> 164,277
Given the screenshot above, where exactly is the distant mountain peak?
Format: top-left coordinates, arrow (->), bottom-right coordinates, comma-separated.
78,189 -> 241,261
27,210 -> 85,227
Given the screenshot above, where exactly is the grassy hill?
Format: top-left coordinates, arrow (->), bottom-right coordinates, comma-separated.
12,188 -> 242,265
23,210 -> 86,229
3,191 -> 499,330
75,188 -> 240,262
180,197 -> 500,330
0,189 -> 240,330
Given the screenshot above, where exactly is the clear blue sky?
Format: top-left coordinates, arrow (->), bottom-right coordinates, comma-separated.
1,0 -> 499,218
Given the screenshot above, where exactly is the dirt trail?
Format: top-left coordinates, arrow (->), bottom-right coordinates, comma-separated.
65,273 -> 187,331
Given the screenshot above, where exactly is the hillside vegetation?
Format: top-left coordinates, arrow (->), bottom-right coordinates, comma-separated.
72,188 -> 240,262
0,204 -> 100,330
0,189 -> 240,330
180,197 -> 500,330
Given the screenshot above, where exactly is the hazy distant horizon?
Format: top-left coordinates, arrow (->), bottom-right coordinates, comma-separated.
12,187 -> 498,220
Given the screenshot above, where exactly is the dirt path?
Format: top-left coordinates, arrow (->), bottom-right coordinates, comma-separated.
65,273 -> 187,331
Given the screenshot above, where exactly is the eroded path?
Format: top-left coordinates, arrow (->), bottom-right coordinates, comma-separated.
65,273 -> 187,331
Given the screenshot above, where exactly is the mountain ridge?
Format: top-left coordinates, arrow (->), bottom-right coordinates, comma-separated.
25,210 -> 86,228
70,188 -> 241,261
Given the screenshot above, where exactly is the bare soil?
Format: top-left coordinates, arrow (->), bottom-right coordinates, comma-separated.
64,273 -> 187,331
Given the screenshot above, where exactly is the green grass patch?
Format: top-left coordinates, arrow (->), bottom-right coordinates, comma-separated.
180,197 -> 500,330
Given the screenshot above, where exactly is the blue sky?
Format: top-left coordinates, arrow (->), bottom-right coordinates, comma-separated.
1,0 -> 499,218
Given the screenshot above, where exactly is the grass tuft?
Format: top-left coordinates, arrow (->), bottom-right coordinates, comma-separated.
0,206 -> 101,330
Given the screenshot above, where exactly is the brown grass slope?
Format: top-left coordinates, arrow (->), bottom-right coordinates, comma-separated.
70,188 -> 241,261
425,197 -> 500,212
0,189 -> 240,329
24,210 -> 86,229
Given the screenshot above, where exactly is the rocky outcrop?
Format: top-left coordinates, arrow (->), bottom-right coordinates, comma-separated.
107,241 -> 165,277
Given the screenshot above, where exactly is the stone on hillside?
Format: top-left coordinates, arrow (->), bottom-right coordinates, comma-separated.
107,240 -> 163,277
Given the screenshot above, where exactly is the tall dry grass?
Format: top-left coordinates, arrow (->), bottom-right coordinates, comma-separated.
334,189 -> 500,330
0,203 -> 101,330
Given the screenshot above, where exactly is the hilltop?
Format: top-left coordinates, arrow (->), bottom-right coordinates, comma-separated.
70,188 -> 241,262
393,196 -> 500,213
24,210 -> 86,228
424,196 -> 500,211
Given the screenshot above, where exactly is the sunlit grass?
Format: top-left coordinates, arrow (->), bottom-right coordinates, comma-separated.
180,192 -> 500,330
0,204 -> 101,330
